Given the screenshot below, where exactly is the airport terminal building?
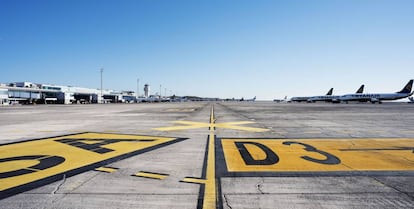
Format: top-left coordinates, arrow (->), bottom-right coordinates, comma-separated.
0,82 -> 136,105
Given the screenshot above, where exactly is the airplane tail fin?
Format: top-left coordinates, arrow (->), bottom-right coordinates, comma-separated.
397,80 -> 413,94
326,88 -> 333,95
356,85 -> 364,93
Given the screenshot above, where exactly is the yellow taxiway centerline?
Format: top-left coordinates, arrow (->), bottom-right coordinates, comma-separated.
203,105 -> 217,209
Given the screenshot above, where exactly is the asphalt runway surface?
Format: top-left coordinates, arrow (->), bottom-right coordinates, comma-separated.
0,102 -> 413,209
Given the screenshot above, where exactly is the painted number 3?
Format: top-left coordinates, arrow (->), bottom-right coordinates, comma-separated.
282,141 -> 341,165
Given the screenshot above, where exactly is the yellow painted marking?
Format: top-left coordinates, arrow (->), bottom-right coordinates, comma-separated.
165,108 -> 195,112
95,166 -> 118,173
0,133 -> 179,192
222,138 -> 414,172
155,121 -> 209,131
203,106 -> 216,209
215,122 -> 268,132
154,119 -> 268,133
181,177 -> 206,184
133,171 -> 168,180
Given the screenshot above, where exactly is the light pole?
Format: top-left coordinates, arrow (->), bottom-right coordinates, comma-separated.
100,68 -> 103,103
137,78 -> 139,98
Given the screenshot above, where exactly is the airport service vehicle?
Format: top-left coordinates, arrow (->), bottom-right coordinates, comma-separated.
307,85 -> 364,103
340,80 -> 413,104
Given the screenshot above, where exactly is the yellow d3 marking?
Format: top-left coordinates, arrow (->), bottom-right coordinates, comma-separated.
0,132 -> 185,199
222,138 -> 414,172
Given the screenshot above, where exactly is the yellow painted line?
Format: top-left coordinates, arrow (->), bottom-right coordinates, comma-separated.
221,138 -> 414,172
173,121 -> 208,125
95,166 -> 118,173
155,120 -> 268,133
0,133 -> 181,193
180,177 -> 206,184
218,121 -> 255,125
133,171 -> 169,180
154,121 -> 208,131
203,105 -> 217,209
165,108 -> 195,112
215,123 -> 268,132
210,106 -> 214,124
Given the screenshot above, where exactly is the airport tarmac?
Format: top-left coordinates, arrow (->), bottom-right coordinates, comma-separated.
0,102 -> 413,209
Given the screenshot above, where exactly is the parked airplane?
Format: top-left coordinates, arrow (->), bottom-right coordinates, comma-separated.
246,96 -> 256,102
356,84 -> 365,94
274,96 -> 288,103
290,88 -> 333,102
340,80 -> 413,104
239,96 -> 256,102
290,96 -> 310,102
307,85 -> 365,103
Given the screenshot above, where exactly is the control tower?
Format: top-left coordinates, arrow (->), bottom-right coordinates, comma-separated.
144,84 -> 150,98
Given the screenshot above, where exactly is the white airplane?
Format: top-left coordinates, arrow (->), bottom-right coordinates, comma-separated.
245,96 -> 256,102
355,84 -> 365,94
340,80 -> 413,104
274,96 -> 288,103
307,85 -> 365,103
291,88 -> 333,103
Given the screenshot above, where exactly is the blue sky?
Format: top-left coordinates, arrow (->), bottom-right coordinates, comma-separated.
1,0 -> 413,100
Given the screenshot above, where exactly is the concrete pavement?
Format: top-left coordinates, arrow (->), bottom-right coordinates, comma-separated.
0,102 -> 413,208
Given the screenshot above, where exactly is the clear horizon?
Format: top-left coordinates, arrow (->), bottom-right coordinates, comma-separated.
1,0 -> 413,100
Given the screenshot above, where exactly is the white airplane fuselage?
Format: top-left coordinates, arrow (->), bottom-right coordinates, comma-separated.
340,92 -> 413,103
307,95 -> 340,103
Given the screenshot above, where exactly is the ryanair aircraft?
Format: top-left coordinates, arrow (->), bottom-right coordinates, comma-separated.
307,85 -> 365,103
290,88 -> 333,103
340,80 -> 413,104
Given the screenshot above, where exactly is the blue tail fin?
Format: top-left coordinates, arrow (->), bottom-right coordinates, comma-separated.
397,80 -> 413,94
